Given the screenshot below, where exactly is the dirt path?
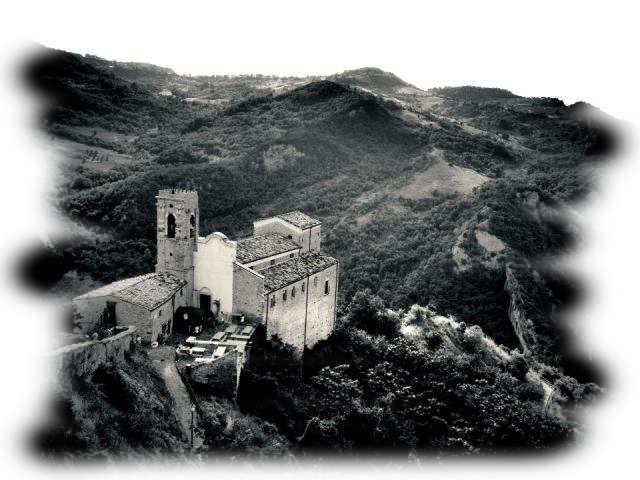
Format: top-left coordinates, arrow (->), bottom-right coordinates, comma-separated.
150,346 -> 203,449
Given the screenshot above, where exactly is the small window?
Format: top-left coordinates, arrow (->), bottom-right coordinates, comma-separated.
169,204 -> 173,208
301,282 -> 305,293
289,253 -> 294,258
180,289 -> 183,296
283,290 -> 287,302
288,234 -> 293,239
324,280 -> 330,295
250,266 -> 254,270
158,309 -> 162,317
169,252 -> 173,256
292,286 -> 296,298
314,276 -> 318,287
270,296 -> 276,308
270,259 -> 275,266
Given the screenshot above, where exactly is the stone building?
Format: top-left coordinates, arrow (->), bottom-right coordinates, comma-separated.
73,272 -> 187,343
72,189 -> 338,350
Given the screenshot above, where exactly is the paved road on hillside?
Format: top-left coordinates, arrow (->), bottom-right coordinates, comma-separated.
150,346 -> 203,450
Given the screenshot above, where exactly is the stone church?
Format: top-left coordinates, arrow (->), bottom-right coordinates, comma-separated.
73,189 -> 339,351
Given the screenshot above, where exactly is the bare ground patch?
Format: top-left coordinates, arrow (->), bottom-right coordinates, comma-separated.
475,229 -> 505,253
63,126 -> 138,144
397,159 -> 488,200
45,136 -> 135,172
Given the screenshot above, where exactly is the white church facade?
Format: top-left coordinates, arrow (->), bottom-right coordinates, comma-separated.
73,189 -> 338,351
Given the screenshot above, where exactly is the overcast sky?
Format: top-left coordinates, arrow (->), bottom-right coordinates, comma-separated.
4,0 -> 640,123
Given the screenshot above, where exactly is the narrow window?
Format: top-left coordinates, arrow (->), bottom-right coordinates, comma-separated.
314,276 -> 318,287
301,282 -> 305,293
167,213 -> 176,238
292,286 -> 296,298
324,280 -> 330,295
289,253 -> 294,258
180,289 -> 183,296
270,296 -> 276,308
189,214 -> 196,238
283,290 -> 287,302
270,259 -> 275,266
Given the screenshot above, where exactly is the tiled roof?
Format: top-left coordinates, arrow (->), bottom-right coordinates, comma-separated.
236,233 -> 299,263
277,211 -> 321,229
263,253 -> 337,293
74,272 -> 187,311
74,275 -> 151,300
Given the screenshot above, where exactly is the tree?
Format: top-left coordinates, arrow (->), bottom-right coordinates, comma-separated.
346,290 -> 400,339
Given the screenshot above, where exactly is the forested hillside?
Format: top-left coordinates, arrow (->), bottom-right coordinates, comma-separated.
34,350 -> 189,460
237,300 -> 599,456
22,44 -> 619,458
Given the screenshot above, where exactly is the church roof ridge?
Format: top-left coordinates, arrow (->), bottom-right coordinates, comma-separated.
236,233 -> 300,263
277,211 -> 321,229
262,252 -> 337,293
74,272 -> 187,311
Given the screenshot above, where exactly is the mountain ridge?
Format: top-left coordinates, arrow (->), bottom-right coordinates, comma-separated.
22,46 -> 618,378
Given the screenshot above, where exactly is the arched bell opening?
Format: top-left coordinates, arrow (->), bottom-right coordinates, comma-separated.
167,213 -> 176,238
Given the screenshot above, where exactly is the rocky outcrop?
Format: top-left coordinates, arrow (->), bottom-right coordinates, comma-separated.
504,265 -> 538,356
0,327 -> 136,445
189,350 -> 241,398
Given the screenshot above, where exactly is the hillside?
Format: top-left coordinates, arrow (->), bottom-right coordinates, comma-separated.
33,350 -> 188,460
235,298 -> 599,456
20,46 -> 620,457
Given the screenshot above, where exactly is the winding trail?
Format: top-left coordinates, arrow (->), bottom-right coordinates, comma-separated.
149,346 -> 203,449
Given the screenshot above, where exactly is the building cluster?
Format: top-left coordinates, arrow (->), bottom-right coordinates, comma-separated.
73,189 -> 338,354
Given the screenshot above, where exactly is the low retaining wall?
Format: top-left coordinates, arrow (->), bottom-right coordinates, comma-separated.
0,327 -> 136,446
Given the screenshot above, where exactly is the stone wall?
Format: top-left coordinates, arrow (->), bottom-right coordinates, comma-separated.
148,294 -> 187,343
304,263 -> 338,348
73,294 -> 116,334
232,262 -> 265,321
73,293 -> 185,344
155,189 -> 199,302
308,224 -> 321,253
264,262 -> 338,350
265,279 -> 308,351
0,327 -> 136,445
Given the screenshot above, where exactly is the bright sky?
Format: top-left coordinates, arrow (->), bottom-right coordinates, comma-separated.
4,0 -> 640,123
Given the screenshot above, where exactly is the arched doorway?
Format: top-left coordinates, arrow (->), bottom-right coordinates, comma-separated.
199,287 -> 212,312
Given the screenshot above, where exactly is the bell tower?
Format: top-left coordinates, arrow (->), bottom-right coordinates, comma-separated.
155,188 -> 199,303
